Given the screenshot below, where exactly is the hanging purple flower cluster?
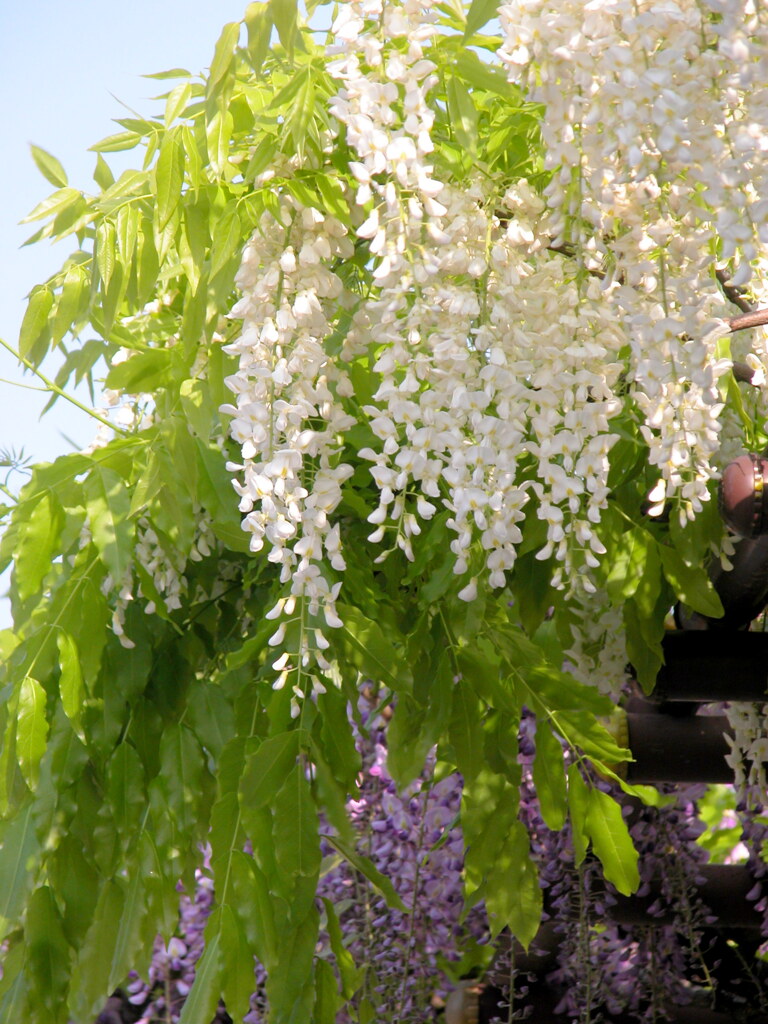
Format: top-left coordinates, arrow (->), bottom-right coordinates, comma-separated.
311,693 -> 472,1022
107,698 -> 768,1024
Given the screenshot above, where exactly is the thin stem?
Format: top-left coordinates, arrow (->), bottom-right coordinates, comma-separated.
0,336 -> 128,436
396,770 -> 434,1020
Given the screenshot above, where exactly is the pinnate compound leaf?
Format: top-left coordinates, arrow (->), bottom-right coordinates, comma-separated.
84,466 -> 132,583
585,786 -> 639,896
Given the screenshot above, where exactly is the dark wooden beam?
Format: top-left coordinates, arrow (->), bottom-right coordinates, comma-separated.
653,631 -> 768,703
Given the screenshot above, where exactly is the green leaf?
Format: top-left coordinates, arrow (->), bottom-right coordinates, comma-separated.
605,525 -> 653,604
18,285 -> 53,359
585,786 -> 639,895
93,153 -> 115,190
485,820 -> 542,947
108,836 -> 156,992
21,187 -> 82,224
226,850 -> 278,969
104,348 -> 172,392
273,764 -> 321,880
116,204 -> 139,266
0,802 -> 41,941
446,76 -> 479,154
449,682 -> 484,782
13,491 -> 65,601
659,545 -> 724,618
83,466 -> 132,583
313,958 -> 342,1024
567,765 -> 589,867
322,834 -> 407,913
464,0 -> 499,37
336,604 -> 409,691
316,687 -> 360,792
219,904 -> 258,1020
165,80 -> 193,126
70,880 -> 124,1019
453,50 -> 512,97
272,0 -> 298,58
30,145 -> 68,188
51,265 -> 87,345
532,721 -> 566,830
90,131 -> 143,153
96,219 -> 117,291
178,908 -> 224,1024
206,107 -> 234,177
624,598 -> 664,693
322,898 -> 362,1000
25,885 -> 70,1014
240,731 -> 301,812
17,677 -> 48,788
155,129 -> 185,230
107,743 -> 146,835
245,2 -> 273,71
209,204 -> 242,279
207,22 -> 241,98
57,631 -> 84,733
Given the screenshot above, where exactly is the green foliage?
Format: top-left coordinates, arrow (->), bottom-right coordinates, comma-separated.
0,1 -> 733,1020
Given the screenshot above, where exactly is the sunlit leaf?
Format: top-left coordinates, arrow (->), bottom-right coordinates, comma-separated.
585,786 -> 639,896
29,145 -> 68,188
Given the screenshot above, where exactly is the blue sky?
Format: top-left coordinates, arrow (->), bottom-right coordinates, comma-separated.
0,0 -> 249,465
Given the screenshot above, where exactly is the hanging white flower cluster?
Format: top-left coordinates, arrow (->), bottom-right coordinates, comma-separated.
325,0 -> 627,595
498,0 -> 768,521
105,514 -> 217,649
222,0 -> 768,702
222,195 -> 357,709
725,702 -> 768,804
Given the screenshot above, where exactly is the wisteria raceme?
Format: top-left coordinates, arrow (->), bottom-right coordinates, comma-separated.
497,0 -> 768,522
222,194 -> 357,712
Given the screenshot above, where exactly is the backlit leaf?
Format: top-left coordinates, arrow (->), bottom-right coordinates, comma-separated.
30,145 -> 68,187
585,786 -> 639,896
532,720 -> 566,830
83,466 -> 132,583
17,677 -> 48,788
57,631 -> 84,732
